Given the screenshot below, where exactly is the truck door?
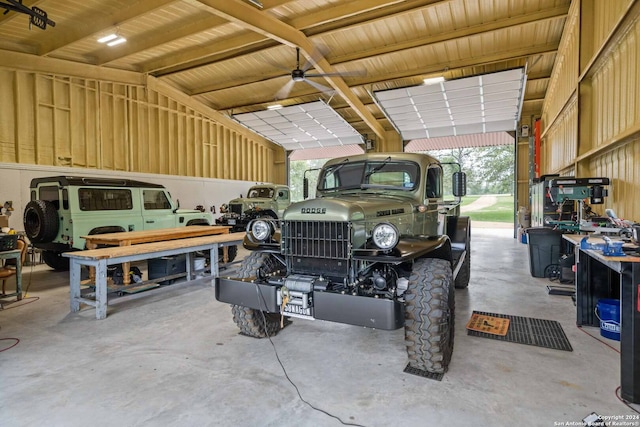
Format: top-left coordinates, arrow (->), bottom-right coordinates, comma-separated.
142,189 -> 175,229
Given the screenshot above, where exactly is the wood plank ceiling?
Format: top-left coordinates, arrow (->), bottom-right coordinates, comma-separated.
0,0 -> 570,145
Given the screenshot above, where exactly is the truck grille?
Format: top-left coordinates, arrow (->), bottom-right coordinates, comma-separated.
230,204 -> 243,215
282,221 -> 350,259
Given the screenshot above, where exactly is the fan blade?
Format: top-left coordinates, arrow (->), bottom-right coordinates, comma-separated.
302,44 -> 330,72
303,78 -> 335,95
275,80 -> 296,100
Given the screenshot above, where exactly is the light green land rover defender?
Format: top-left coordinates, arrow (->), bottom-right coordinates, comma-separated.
216,152 -> 470,376
23,176 -> 214,271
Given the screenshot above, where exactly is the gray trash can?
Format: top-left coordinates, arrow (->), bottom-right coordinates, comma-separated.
526,227 -> 564,278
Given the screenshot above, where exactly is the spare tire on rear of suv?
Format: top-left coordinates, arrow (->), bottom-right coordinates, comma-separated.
24,200 -> 59,243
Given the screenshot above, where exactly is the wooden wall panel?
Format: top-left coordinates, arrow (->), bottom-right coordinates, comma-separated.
541,1 -> 579,130
540,96 -> 578,174
0,67 -> 285,184
589,139 -> 640,219
590,21 -> 640,148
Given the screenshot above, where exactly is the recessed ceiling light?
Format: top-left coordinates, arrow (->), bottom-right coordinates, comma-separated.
267,104 -> 283,110
97,34 -> 118,43
423,76 -> 445,85
107,37 -> 127,47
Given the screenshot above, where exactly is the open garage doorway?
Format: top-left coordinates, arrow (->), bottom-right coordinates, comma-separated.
405,132 -> 517,233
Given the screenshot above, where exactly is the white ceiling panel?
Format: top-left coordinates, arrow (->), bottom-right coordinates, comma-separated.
374,68 -> 527,140
233,100 -> 363,150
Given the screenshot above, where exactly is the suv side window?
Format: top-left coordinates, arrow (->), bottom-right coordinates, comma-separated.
79,188 -> 133,211
143,190 -> 171,210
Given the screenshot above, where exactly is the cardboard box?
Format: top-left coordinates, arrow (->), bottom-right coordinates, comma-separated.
0,215 -> 9,228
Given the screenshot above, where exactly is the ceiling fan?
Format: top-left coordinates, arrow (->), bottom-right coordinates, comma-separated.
274,47 -> 366,100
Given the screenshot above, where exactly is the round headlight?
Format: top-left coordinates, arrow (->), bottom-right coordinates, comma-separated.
251,219 -> 271,241
247,203 -> 255,210
220,203 -> 228,213
372,223 -> 399,250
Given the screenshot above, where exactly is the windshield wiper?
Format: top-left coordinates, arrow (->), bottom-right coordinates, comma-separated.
364,156 -> 391,179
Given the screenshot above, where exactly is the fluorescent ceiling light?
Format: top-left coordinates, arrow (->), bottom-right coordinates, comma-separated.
233,100 -> 363,151
107,37 -> 127,47
267,104 -> 283,110
423,76 -> 445,85
97,34 -> 118,43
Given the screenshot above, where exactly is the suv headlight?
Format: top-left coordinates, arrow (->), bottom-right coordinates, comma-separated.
251,219 -> 272,241
372,223 -> 399,250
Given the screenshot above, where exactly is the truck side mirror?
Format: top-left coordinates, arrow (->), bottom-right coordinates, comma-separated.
453,172 -> 467,197
303,178 -> 309,199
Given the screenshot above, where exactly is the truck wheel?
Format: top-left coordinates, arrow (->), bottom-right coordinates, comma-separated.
404,258 -> 455,374
42,250 -> 70,271
231,251 -> 282,338
23,200 -> 59,243
219,245 -> 238,263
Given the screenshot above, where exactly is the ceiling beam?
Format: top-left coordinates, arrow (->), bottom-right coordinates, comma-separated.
188,7 -> 566,96
216,45 -> 558,111
147,0 -> 447,75
38,0 -> 177,57
196,0 -> 387,142
327,5 -> 569,64
99,0 -> 293,67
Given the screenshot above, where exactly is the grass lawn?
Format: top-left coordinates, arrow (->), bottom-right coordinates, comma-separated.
464,194 -> 514,223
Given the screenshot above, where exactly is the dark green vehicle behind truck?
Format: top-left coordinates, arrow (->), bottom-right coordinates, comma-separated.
216,152 -> 470,375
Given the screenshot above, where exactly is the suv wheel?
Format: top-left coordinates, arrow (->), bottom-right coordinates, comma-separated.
231,251 -> 282,337
24,200 -> 59,243
404,258 -> 455,374
42,250 -> 70,271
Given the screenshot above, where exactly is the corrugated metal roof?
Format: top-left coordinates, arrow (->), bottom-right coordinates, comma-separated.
288,143 -> 365,161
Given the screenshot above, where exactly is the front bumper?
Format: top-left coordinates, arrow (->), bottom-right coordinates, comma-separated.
215,276 -> 404,330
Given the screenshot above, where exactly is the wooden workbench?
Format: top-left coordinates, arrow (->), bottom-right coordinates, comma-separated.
64,232 -> 244,320
82,225 -> 230,285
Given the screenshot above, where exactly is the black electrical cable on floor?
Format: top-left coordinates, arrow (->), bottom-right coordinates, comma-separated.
577,327 -> 640,414
615,386 -> 640,415
254,283 -> 367,427
576,325 -> 620,353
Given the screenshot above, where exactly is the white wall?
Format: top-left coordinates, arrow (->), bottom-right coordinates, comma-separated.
0,163 -> 260,230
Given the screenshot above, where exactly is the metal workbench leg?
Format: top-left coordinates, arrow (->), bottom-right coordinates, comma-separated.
210,244 -> 220,279
69,259 -> 81,313
620,263 -> 640,403
186,252 -> 193,281
95,259 -> 108,320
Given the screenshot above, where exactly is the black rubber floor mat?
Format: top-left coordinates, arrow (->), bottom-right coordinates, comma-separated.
467,311 -> 573,352
403,364 -> 444,381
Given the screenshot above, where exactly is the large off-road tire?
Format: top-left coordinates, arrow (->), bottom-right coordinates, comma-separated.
42,250 -> 70,271
23,200 -> 59,243
231,251 -> 283,338
404,258 -> 455,374
219,245 -> 238,263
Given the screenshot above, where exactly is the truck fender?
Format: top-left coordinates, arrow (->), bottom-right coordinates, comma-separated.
353,235 -> 452,263
447,215 -> 471,247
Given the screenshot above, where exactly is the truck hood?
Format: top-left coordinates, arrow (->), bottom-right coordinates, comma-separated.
228,197 -> 272,207
284,194 -> 415,222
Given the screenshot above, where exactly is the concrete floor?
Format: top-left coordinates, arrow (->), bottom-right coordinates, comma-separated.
1,226 -> 637,426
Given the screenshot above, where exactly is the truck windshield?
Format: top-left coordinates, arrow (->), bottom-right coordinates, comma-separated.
248,188 -> 274,198
318,160 -> 419,191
